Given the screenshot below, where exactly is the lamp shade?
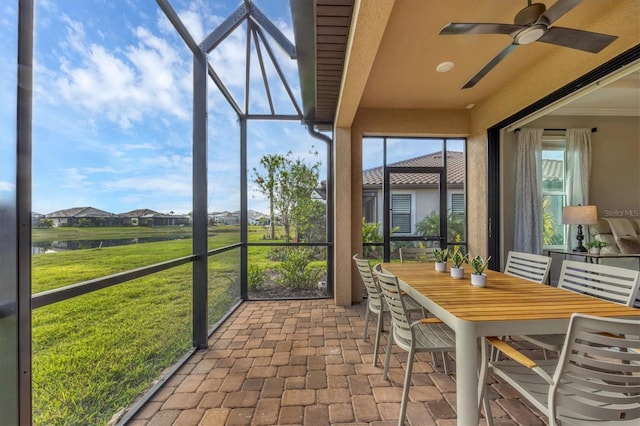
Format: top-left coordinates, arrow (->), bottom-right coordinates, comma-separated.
562,205 -> 598,225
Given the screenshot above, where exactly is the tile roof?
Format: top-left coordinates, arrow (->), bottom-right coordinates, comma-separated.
120,209 -> 162,217
362,151 -> 465,186
45,206 -> 116,217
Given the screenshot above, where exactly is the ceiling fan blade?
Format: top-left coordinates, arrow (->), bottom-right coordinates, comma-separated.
536,0 -> 582,26
439,22 -> 522,35
462,44 -> 518,89
538,26 -> 617,53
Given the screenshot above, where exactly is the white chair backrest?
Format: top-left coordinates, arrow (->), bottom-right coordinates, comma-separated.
504,251 -> 552,284
558,260 -> 640,306
353,254 -> 382,303
551,313 -> 640,423
373,264 -> 413,346
399,247 -> 437,263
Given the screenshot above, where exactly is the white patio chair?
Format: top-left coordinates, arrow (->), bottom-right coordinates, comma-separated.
353,254 -> 425,367
520,260 -> 640,357
399,246 -> 438,263
374,264 -> 456,426
503,250 -> 552,284
491,251 -> 553,360
479,313 -> 640,426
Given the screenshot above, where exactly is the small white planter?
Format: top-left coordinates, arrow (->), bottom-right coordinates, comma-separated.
435,262 -> 447,272
450,267 -> 464,279
588,247 -> 601,255
471,273 -> 487,287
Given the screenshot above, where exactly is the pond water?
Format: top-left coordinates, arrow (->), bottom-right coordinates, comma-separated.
32,236 -> 191,254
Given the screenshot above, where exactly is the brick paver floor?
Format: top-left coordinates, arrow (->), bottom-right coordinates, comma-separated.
125,299 -> 548,425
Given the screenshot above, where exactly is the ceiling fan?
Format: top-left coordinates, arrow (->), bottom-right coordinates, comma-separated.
439,0 -> 618,89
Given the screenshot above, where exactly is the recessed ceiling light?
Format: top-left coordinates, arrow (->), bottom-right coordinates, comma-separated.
436,61 -> 454,73
466,104 -> 475,109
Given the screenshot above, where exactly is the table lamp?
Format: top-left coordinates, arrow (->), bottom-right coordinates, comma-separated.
562,205 -> 598,252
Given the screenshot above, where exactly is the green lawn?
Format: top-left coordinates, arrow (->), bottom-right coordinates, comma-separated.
31,226 -> 247,425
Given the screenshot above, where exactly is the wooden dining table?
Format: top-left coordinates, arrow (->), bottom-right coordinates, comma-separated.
381,262 -> 640,425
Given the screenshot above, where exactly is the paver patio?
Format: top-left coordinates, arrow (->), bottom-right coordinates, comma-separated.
126,299 -> 548,425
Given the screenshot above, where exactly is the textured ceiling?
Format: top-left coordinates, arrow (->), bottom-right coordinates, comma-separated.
292,0 -> 639,124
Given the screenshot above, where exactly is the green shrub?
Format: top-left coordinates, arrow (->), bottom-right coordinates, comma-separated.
248,265 -> 266,291
276,248 -> 323,289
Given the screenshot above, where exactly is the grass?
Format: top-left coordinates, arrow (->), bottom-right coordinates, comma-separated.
31,226 -> 250,425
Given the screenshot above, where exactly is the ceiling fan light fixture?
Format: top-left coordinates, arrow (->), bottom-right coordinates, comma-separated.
514,25 -> 546,45
436,61 -> 455,73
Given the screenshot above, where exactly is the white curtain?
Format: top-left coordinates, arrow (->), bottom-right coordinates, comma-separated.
565,128 -> 592,246
514,128 -> 544,254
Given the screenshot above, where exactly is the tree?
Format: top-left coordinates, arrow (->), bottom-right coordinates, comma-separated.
295,199 -> 326,242
415,209 -> 465,244
253,151 -> 321,243
254,154 -> 285,240
542,197 -> 561,245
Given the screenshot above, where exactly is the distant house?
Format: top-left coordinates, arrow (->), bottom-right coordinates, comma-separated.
31,212 -> 44,227
45,207 -> 121,227
210,211 -> 240,225
120,209 -> 190,227
362,152 -> 465,234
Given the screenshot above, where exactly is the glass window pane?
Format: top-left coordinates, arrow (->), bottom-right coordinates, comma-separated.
542,151 -> 565,191
543,195 -> 565,246
542,142 -> 566,248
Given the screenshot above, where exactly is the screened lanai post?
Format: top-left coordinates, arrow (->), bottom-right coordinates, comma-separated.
16,0 -> 35,422
192,45 -> 209,348
240,117 -> 248,300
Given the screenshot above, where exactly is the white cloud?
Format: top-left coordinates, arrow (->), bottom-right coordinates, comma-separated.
122,143 -> 158,151
102,174 -> 191,194
43,15 -> 192,130
59,167 -> 89,190
0,180 -> 16,192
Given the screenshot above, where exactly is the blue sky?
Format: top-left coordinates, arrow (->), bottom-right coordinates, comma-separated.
1,0 -> 327,216
0,0 -> 464,217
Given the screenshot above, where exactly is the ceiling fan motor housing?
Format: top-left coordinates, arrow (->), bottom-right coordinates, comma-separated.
514,3 -> 547,26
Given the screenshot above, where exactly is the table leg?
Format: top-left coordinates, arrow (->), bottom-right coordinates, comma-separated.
456,321 -> 478,425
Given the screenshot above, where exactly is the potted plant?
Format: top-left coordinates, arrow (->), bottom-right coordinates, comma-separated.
433,248 -> 448,272
585,239 -> 608,255
469,254 -> 491,287
448,248 -> 467,279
